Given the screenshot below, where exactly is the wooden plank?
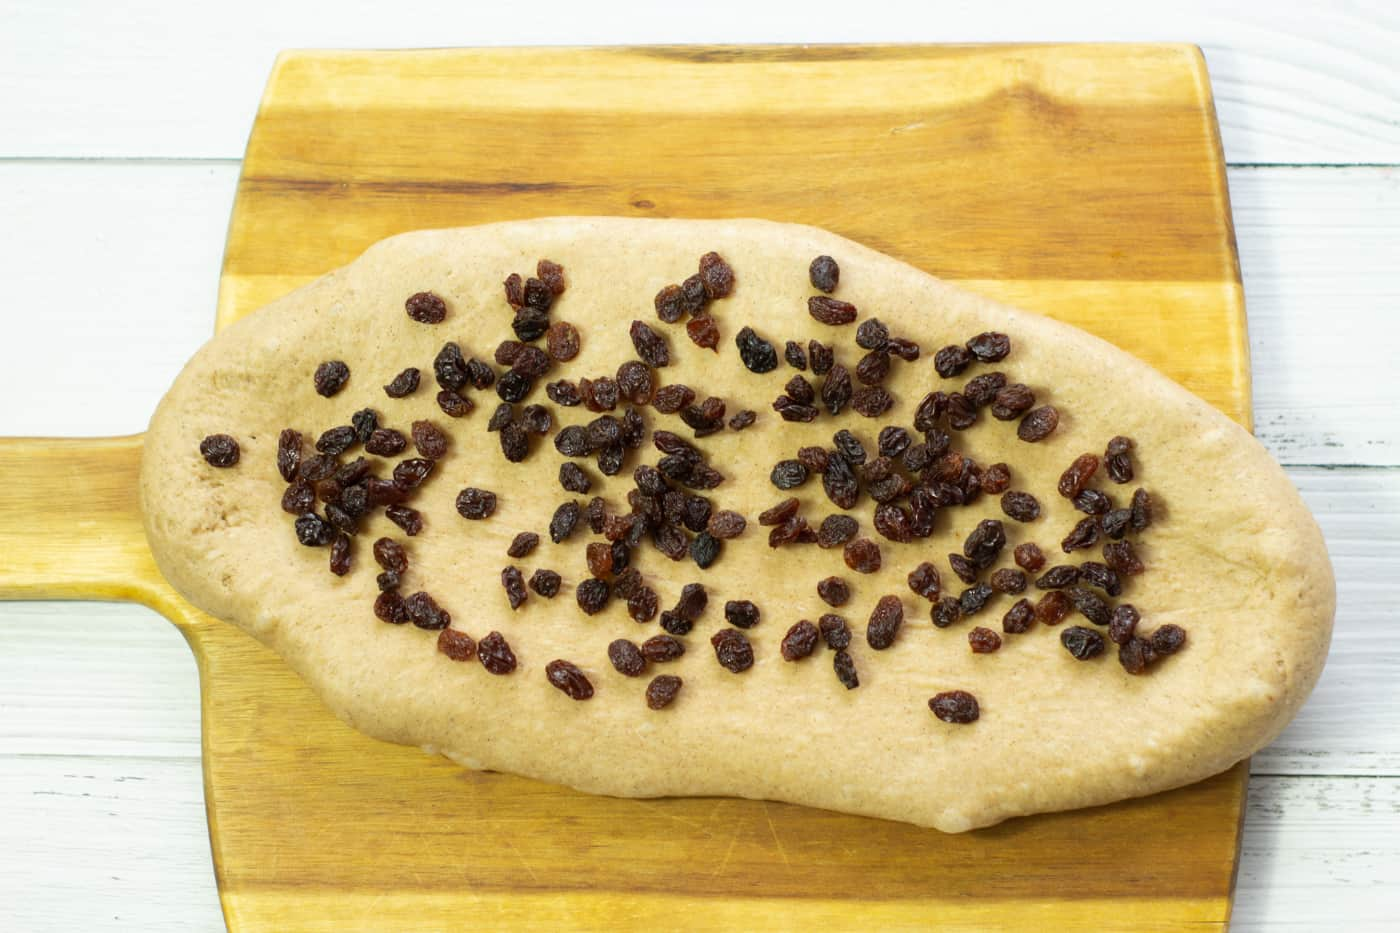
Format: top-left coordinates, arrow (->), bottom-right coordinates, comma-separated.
3,2 -> 1397,164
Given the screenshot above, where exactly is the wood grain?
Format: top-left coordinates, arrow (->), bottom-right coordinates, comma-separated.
0,44 -> 1258,930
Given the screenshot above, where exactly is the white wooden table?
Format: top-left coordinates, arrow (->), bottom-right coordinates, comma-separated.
2,3 -> 1396,929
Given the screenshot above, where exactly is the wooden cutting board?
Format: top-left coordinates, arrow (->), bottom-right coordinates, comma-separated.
0,45 -> 1249,930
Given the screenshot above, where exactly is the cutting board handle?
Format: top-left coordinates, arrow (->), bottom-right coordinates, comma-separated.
0,435 -> 167,605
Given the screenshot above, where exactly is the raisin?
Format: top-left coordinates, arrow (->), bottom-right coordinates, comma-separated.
680,397 -> 726,436
596,441 -> 626,477
990,568 -> 1027,594
313,426 -> 354,457
327,534 -> 352,575
1058,625 -> 1103,660
1117,637 -> 1158,675
674,583 -> 709,621
815,514 -> 857,549
784,340 -> 808,370
929,690 -> 979,723
587,377 -> 620,412
374,591 -> 408,624
865,596 -> 904,650
609,639 -> 646,677
941,393 -> 975,431
1056,455 -> 1099,500
626,319 -> 670,368
991,383 -> 1036,420
933,346 -> 971,379
495,340 -> 524,367
1018,406 -> 1059,442
529,569 -> 562,598
931,596 -> 961,628
570,577 -> 608,615
853,349 -> 889,386
616,361 -> 654,405
405,291 -> 447,323
1062,517 -> 1101,553
455,487 -> 497,520
1130,489 -> 1154,531
871,428 -> 906,461
486,403 -> 514,433
512,346 -> 550,379
852,386 -> 894,418
392,458 -> 434,490
376,570 -> 401,592
380,367 -> 418,398
436,391 -> 472,418
507,532 -> 539,558
1151,624 -> 1187,656
728,409 -> 756,431
546,380 -> 581,408
503,273 -> 525,310
372,537 -> 408,574
823,648 -> 857,690
736,326 -> 778,373
537,259 -> 566,295
901,442 -> 935,474
808,254 -> 840,292
776,376 -> 813,408
1079,561 -> 1122,597
554,425 -> 592,458
499,423 -> 530,463
766,515 -> 812,547
790,447 -> 826,475
405,591 -> 451,630
496,370 -> 533,404
810,615 -> 845,651
691,532 -> 721,569
947,553 -> 978,585
822,452 -> 860,509
690,251 -> 732,298
545,321 -> 581,362
1074,489 -> 1113,515
960,522 -> 1003,572
313,360 -> 349,397
520,404 -> 551,435
522,276 -> 553,312
1100,508 -> 1132,540
757,498 -> 799,527
636,634 -> 682,663
808,295 -> 857,325
706,510 -> 747,539
719,600 -> 759,629
294,513 -> 333,546
511,306 -> 550,343
1103,540 -> 1145,577
816,363 -> 850,415
544,659 -> 594,700
365,477 -> 410,506
843,538 -> 882,574
807,341 -> 833,376
709,629 -> 753,673
897,561 -> 940,602
1066,587 -> 1110,626
1003,598 -> 1035,634
778,620 -> 818,661
655,283 -> 687,323
772,396 -> 819,423
1108,604 -> 1140,645
477,631 -> 517,674
965,332 -> 1010,362
272,429 -> 302,482
968,627 -> 1002,653
627,587 -> 659,622
963,371 -> 1007,408
437,628 -> 477,662
658,610 -> 691,636
646,674 -> 683,709
818,576 -> 851,607
1034,591 -> 1071,626
198,433 -> 240,468
770,459 -> 809,490
405,421 -> 446,460
385,505 -> 422,537
871,504 -> 912,543
650,384 -> 692,415
960,583 -> 995,616
1036,565 -> 1080,589
548,463 -> 588,496
823,430 -> 862,466
498,566 -> 528,610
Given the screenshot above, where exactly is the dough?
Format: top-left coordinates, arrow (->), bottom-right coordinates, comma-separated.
141,218 -> 1334,831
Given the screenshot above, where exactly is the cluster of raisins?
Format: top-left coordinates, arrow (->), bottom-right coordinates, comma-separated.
653,252 -> 735,353
553,407 -> 647,476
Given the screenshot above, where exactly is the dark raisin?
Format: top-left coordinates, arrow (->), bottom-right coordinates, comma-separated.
727,409 -> 757,431
552,425 -> 590,459
646,674 -> 683,709
948,553 -> 979,585
654,284 -> 685,323
988,383 -> 1033,421
588,377 -> 621,412
779,620 -> 819,661
990,568 -> 1027,594
455,487 -> 497,520
710,629 -> 754,673
574,577 -> 610,615
682,496 -> 712,534
852,386 -> 894,418
822,452 -> 860,509
313,426 -> 354,457
813,615 -> 847,650
1018,406 -> 1060,442
1103,540 -> 1145,577
405,291 -> 447,324
463,357 -> 496,390
783,340 -> 808,370
498,422 -> 529,463
680,397 -> 726,436
199,433 -> 240,467
1057,454 -> 1101,500
808,295 -> 857,325
1060,625 -> 1105,660
1130,489 -> 1154,531
932,346 -> 970,379
930,596 -> 961,628
545,659 -> 594,700
294,512 -> 334,546
372,537 -> 408,575
658,610 -> 691,636
1035,591 -> 1072,626
959,584 -> 995,616
544,500 -> 578,543
818,576 -> 850,607
374,590 -> 408,624
794,447 -> 828,474
1117,637 -> 1157,675
736,326 -> 778,373
327,534 -> 352,575
944,393 -> 978,430
1079,561 -> 1122,597
768,515 -> 814,548
325,502 -> 358,536
865,596 -> 904,650
815,514 -> 857,549
854,349 -> 890,386
827,649 -> 858,689
365,477 -> 410,507
430,344 -> 470,394
529,569 -> 562,598
376,571 -> 400,592
496,369 -> 533,404
808,254 -> 840,292
541,320 -> 580,362
628,319 -> 670,368
274,429 -> 302,481
609,639 -> 646,677
437,628 -> 477,662
674,583 -> 708,622
486,403 -> 514,433
963,520 -> 1006,571
478,631 -> 517,674
1151,624 -> 1187,656
1036,565 -> 1080,589
929,690 -> 979,723
392,457 -> 434,490
1108,604 -> 1140,645
872,427 -> 907,461
382,367 -> 420,398
825,429 -> 862,465
511,306 -> 550,343
776,376 -> 813,408
495,340 -> 525,367
405,591 -> 450,630
627,587 -> 659,622
1062,517 -> 1101,553
651,384 -> 694,415
381,505 -> 420,537
1101,436 -> 1134,484
1012,542 -> 1046,573
820,363 -> 853,415
522,276 -> 553,312
499,534 -> 537,562
968,626 -> 1002,654
808,340 -> 834,376
503,273 -> 525,310
689,532 -> 720,569
873,504 -> 914,543
511,346 -> 550,380
548,463 -> 588,496
1100,508 -> 1132,540
770,459 -> 809,490
313,360 -> 350,397
520,404 -> 551,435
699,510 -> 743,541
537,259 -> 566,295
546,380 -> 582,408
963,372 -> 1007,408
901,561 -> 941,601
1067,587 -> 1111,626
965,332 -> 1010,362
637,634 -> 683,663
1002,598 -> 1035,634
406,420 -> 446,460
715,599 -> 758,630
500,566 -> 528,610
772,396 -> 819,423
1073,489 -> 1113,516
612,361 -> 652,405
436,391 -> 472,418
843,538 -> 882,574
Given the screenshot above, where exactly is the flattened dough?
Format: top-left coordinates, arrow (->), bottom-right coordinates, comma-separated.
142,218 -> 1334,831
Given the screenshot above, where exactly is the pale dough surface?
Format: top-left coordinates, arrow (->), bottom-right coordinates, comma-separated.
141,217 -> 1334,832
